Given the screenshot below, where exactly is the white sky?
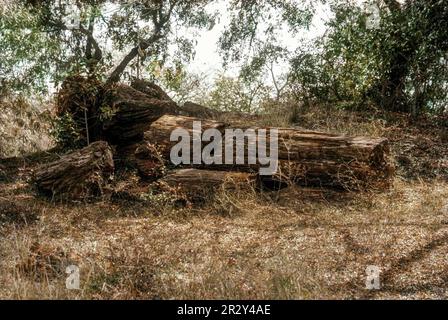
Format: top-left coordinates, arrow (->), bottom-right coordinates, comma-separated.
187,1 -> 334,79
55,0 -> 374,90
187,0 -> 381,81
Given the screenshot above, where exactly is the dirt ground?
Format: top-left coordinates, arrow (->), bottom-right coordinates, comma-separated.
0,109 -> 447,299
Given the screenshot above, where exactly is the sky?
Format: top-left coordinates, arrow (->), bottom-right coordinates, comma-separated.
187,1 -> 334,80
76,0 -> 374,84
187,0 -> 379,81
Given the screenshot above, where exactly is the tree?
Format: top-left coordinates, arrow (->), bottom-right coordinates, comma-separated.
1,0 -> 321,95
379,0 -> 448,114
218,0 -> 314,64
288,0 -> 448,115
218,0 -> 315,104
1,0 -> 216,91
148,62 -> 212,105
206,74 -> 270,113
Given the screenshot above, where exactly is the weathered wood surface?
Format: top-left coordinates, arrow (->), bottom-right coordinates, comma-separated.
267,159 -> 393,190
142,115 -> 394,189
102,85 -> 223,145
180,101 -> 221,119
102,85 -> 179,144
159,168 -> 256,199
134,143 -> 166,180
33,141 -> 114,199
143,115 -> 227,157
130,79 -> 174,102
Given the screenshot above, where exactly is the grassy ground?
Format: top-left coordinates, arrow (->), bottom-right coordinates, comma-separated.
0,106 -> 447,299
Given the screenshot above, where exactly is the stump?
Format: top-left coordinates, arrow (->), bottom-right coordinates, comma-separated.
33,141 -> 114,199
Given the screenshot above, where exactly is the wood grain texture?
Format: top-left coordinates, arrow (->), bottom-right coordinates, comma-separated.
33,141 -> 114,199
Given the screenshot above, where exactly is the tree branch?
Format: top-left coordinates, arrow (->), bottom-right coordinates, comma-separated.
106,31 -> 164,84
383,0 -> 402,13
45,15 -> 103,67
78,25 -> 102,63
106,0 -> 178,84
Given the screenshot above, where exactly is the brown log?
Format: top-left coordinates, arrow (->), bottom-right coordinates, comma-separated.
272,129 -> 390,163
33,141 -> 114,199
265,159 -> 393,190
102,85 -> 179,144
142,115 -> 393,190
134,143 -> 166,180
143,115 -> 227,157
130,79 -> 174,101
180,101 -> 221,119
158,168 -> 256,200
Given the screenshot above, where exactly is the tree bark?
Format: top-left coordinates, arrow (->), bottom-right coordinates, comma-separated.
159,168 -> 256,200
180,101 -> 222,119
33,141 -> 114,199
141,115 -> 394,190
142,114 -> 227,157
102,85 -> 180,145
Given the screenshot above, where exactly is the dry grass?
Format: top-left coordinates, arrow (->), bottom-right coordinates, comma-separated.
1,177 -> 447,299
0,96 -> 54,158
0,105 -> 447,300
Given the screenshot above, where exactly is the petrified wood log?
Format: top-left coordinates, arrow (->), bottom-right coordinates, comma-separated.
263,159 -> 392,190
159,168 -> 256,200
131,79 -> 174,102
143,115 -> 227,157
102,85 -> 180,144
180,101 -> 221,119
141,115 -> 393,190
134,143 -> 167,180
33,141 -> 114,199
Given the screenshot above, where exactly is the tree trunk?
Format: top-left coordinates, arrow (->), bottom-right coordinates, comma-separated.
102,85 -> 180,145
131,79 -> 174,102
143,114 -> 227,157
106,32 -> 164,85
159,168 -> 256,201
180,101 -> 222,119
142,115 -> 394,190
382,52 -> 410,112
33,141 -> 114,199
268,158 -> 392,190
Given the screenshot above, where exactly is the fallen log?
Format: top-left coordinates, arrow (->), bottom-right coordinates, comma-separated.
180,101 -> 221,119
104,84 -> 229,146
142,115 -> 393,190
159,168 -> 256,200
56,76 -> 179,146
131,79 -> 174,102
134,143 -> 167,180
263,159 -> 392,190
102,85 -> 179,144
143,115 -> 227,157
33,141 -> 114,199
